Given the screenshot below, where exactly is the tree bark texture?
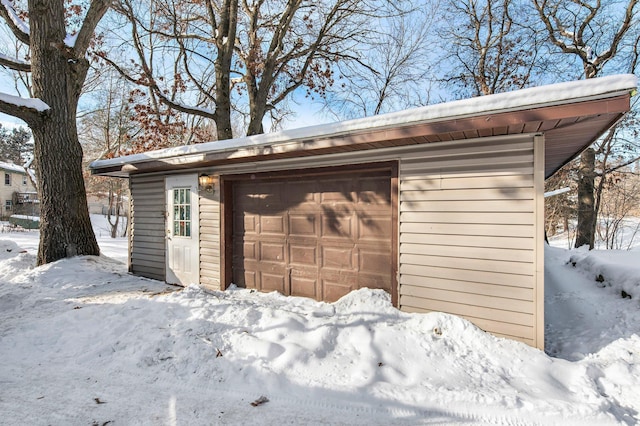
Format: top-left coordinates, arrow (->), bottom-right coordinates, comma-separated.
575,148 -> 595,249
29,0 -> 100,264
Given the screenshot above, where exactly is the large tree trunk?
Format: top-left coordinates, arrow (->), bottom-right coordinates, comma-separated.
30,0 -> 99,264
575,148 -> 596,249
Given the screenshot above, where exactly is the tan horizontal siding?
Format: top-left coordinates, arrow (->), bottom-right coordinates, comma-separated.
400,211 -> 533,225
398,135 -> 539,346
400,274 -> 533,301
201,263 -> 220,274
397,139 -> 534,162
401,199 -> 534,213
401,166 -> 535,180
130,175 -> 166,282
400,174 -> 534,190
401,243 -> 534,263
401,284 -> 533,314
199,180 -> 221,290
401,187 -> 534,202
401,253 -> 533,276
400,264 -> 533,288
200,235 -> 219,245
401,154 -> 533,173
400,233 -> 533,250
200,211 -> 219,220
200,219 -> 220,229
400,222 -> 534,238
201,245 -> 220,256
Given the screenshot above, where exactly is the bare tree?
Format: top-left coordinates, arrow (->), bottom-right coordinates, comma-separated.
438,0 -> 544,97
326,4 -> 437,119
102,0 -> 385,140
597,164 -> 640,249
0,0 -> 108,264
544,165 -> 576,241
80,72 -> 135,238
533,0 -> 639,249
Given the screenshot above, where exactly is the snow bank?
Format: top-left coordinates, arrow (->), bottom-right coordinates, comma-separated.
568,249 -> 640,299
0,234 -> 639,424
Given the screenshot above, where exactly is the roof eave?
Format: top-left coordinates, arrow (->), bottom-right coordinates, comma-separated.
90,75 -> 637,177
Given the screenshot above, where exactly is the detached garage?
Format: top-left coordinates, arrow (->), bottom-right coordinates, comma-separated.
90,75 -> 637,350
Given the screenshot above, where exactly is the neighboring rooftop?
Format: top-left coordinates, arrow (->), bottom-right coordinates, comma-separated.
90,74 -> 637,179
0,160 -> 26,174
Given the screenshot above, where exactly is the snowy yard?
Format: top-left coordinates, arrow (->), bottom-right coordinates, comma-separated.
0,217 -> 639,425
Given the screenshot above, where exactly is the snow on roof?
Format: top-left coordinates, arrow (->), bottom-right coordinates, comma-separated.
0,160 -> 27,174
90,74 -> 638,170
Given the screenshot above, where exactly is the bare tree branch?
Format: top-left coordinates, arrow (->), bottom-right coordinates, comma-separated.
73,0 -> 113,55
0,95 -> 46,124
0,2 -> 30,45
0,54 -> 30,72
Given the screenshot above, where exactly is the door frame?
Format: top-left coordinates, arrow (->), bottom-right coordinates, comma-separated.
220,161 -> 399,306
165,173 -> 200,285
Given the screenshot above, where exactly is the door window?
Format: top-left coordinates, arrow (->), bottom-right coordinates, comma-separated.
173,188 -> 191,237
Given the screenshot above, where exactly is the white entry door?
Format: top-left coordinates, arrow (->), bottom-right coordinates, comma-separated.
166,174 -> 199,285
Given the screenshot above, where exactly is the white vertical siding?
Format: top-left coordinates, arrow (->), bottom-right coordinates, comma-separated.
398,135 -> 541,347
130,175 -> 166,281
199,177 -> 221,290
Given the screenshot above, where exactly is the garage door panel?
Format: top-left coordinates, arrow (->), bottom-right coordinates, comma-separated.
358,273 -> 392,292
358,249 -> 392,275
242,271 -> 256,287
357,214 -> 393,241
232,171 -> 393,303
322,245 -> 354,269
289,214 -> 317,236
320,180 -> 355,203
290,268 -> 319,299
358,177 -> 392,205
321,272 -> 358,302
261,272 -> 287,293
260,215 -> 285,234
285,181 -> 317,205
289,244 -> 317,266
243,241 -> 256,260
259,242 -> 285,262
238,183 -> 286,213
321,213 -> 354,238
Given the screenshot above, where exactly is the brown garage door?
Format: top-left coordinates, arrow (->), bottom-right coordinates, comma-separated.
231,169 -> 393,302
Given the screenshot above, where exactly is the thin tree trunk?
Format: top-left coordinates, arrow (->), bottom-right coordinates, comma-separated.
575,148 -> 596,248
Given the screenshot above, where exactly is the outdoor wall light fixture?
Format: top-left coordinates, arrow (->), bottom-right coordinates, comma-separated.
198,174 -> 217,193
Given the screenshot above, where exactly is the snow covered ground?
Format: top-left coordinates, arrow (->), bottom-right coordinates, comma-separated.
0,216 -> 639,425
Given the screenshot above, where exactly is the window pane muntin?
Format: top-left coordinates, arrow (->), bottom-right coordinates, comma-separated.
172,187 -> 192,237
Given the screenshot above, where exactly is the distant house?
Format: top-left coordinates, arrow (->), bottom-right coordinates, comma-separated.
90,75 -> 637,350
0,161 -> 38,219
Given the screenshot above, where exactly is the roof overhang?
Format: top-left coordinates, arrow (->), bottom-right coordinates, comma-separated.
90,75 -> 637,179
